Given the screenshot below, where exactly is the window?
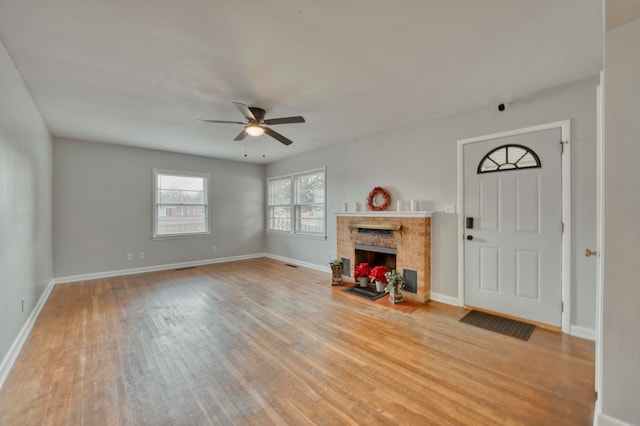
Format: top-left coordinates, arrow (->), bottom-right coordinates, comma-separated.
477,144 -> 541,174
267,168 -> 326,237
153,169 -> 209,238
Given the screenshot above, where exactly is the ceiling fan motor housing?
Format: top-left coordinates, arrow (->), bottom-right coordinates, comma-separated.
247,107 -> 266,123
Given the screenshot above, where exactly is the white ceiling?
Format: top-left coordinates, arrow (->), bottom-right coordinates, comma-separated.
0,0 -> 602,164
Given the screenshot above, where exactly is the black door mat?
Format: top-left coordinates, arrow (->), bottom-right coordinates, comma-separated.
459,310 -> 535,341
343,286 -> 386,301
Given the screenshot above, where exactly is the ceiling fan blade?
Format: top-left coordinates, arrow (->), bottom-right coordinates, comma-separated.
264,127 -> 293,145
234,129 -> 246,141
248,107 -> 266,122
197,119 -> 245,125
233,102 -> 255,121
263,116 -> 305,125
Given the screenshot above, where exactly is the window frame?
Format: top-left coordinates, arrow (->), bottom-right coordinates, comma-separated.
477,144 -> 542,174
153,168 -> 210,239
267,167 -> 327,239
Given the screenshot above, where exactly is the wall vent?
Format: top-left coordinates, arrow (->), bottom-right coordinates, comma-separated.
403,269 -> 418,293
341,258 -> 351,277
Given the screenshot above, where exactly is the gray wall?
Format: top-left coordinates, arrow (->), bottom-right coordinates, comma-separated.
601,16 -> 640,425
53,139 -> 265,278
0,41 -> 53,366
266,77 -> 598,330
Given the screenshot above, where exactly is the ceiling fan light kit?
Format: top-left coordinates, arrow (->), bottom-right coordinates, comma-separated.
245,124 -> 265,137
198,102 -> 305,146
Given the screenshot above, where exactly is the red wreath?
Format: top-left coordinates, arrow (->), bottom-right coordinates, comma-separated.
367,187 -> 391,211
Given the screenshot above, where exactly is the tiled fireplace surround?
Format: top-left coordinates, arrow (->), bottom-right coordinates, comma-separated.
336,212 -> 432,303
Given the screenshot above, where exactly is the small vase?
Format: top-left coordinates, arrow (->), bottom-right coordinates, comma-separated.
375,280 -> 386,292
388,284 -> 404,304
357,277 -> 369,288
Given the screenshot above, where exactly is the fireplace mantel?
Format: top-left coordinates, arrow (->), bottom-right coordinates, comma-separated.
349,223 -> 402,231
335,211 -> 433,218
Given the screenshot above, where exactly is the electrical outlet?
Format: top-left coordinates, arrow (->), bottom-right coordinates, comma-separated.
127,252 -> 133,261
444,204 -> 456,214
212,246 -> 217,253
138,252 -> 144,260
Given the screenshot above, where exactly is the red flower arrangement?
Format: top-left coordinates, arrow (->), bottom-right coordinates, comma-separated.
369,265 -> 390,283
354,262 -> 372,279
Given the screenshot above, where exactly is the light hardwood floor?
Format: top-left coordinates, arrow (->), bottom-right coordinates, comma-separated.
0,258 -> 595,425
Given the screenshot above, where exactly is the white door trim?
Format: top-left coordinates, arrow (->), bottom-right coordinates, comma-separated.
594,73 -> 604,420
457,120 -> 571,333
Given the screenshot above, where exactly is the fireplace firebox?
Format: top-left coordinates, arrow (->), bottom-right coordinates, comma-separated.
355,244 -> 396,271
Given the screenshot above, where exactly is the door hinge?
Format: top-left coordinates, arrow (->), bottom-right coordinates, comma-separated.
560,140 -> 568,154
561,222 -> 564,233
561,301 -> 564,312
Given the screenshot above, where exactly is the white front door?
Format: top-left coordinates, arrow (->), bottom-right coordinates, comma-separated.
463,128 -> 562,326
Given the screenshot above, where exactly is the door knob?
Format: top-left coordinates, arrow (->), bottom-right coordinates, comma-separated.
466,235 -> 473,240
585,249 -> 598,257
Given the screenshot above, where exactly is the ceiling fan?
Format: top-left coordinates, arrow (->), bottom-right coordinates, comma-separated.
197,102 -> 305,145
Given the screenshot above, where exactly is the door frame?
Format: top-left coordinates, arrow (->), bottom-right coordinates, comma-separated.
594,72 -> 604,408
457,120 -> 571,333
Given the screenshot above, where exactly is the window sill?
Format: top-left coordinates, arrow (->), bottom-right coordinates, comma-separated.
152,232 -> 211,241
267,230 -> 327,241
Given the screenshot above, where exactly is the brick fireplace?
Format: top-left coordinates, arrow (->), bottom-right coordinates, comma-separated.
336,212 -> 432,303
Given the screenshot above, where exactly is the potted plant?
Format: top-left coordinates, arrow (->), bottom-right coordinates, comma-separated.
354,263 -> 372,287
384,269 -> 406,304
369,265 -> 390,292
329,258 -> 343,285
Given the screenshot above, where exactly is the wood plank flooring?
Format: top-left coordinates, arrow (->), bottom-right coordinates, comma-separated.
0,258 -> 595,425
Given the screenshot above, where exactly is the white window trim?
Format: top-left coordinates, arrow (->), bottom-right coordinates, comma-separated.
153,168 -> 210,240
267,167 -> 327,239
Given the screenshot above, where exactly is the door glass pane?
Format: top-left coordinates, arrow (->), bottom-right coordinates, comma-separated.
507,146 -> 527,163
478,145 -> 541,174
517,152 -> 538,168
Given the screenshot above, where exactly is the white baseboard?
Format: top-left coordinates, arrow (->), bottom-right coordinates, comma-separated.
53,253 -> 267,284
0,278 -> 55,391
430,292 -> 459,306
570,325 -> 596,341
264,253 -> 330,273
597,413 -> 634,426
594,397 -> 602,426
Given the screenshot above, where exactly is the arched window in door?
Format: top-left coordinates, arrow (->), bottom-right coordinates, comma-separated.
477,144 -> 541,173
